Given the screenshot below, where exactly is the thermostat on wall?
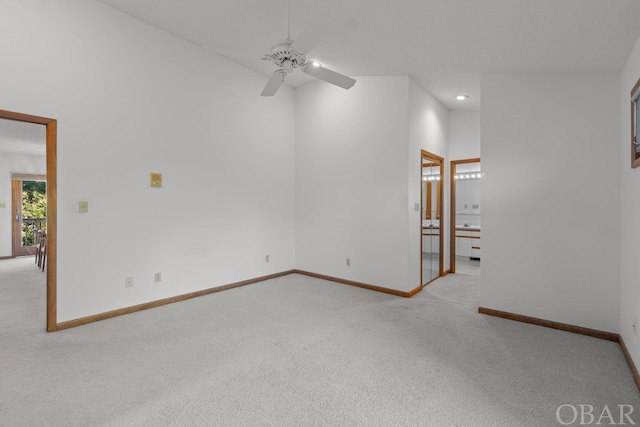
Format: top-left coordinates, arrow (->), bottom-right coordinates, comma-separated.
150,172 -> 162,188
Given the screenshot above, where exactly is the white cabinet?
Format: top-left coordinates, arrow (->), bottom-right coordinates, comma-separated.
470,243 -> 481,258
456,229 -> 480,258
457,236 -> 472,257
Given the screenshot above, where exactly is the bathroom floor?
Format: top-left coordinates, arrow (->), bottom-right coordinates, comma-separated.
455,256 -> 481,276
422,253 -> 481,285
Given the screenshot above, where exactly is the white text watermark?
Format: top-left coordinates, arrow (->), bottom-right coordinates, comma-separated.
556,404 -> 636,425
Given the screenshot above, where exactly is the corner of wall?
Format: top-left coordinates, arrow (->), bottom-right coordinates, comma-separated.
407,80 -> 450,287
619,32 -> 640,381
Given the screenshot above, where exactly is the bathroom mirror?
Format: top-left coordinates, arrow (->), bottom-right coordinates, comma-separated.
423,163 -> 441,221
421,150 -> 444,286
450,158 -> 481,275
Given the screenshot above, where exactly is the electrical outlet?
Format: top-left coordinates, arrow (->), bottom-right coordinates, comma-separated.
346,258 -> 351,266
125,277 -> 133,288
265,255 -> 270,263
154,272 -> 161,283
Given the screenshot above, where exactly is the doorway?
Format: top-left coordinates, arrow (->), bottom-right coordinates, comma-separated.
0,109 -> 57,331
11,175 -> 47,258
421,150 -> 444,287
450,158 -> 481,276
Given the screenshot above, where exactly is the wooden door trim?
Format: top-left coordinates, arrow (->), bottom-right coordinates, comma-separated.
11,179 -> 22,256
1,109 -> 57,332
421,150 -> 445,287
450,158 -> 481,274
12,173 -> 46,181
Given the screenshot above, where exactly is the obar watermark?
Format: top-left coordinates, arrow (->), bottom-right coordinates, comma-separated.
556,404 -> 636,425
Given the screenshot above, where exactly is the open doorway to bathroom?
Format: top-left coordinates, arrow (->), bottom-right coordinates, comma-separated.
450,158 -> 481,276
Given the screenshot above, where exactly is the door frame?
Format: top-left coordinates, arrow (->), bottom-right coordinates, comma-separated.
421,149 -> 444,287
449,158 -> 481,274
1,109 -> 57,332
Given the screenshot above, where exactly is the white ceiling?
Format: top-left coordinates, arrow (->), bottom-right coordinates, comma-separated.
32,1 -> 640,113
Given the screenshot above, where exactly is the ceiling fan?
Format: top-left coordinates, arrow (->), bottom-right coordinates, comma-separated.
258,0 -> 356,96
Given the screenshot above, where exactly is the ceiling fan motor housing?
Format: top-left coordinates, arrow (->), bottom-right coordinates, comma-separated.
264,39 -> 306,73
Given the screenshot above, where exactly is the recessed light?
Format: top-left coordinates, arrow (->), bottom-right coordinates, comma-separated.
456,94 -> 469,101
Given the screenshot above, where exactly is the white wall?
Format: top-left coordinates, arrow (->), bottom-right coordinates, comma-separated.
408,78 -> 449,284
0,0 -> 295,322
449,111 -> 481,161
620,34 -> 640,372
481,74 -> 620,333
295,76 -> 412,292
294,76 -> 450,293
0,152 -> 46,256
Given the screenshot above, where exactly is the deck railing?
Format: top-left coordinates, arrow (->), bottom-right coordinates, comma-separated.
22,218 -> 46,246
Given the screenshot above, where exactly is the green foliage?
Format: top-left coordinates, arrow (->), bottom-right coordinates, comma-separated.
22,190 -> 47,219
21,181 -> 47,246
23,180 -> 46,194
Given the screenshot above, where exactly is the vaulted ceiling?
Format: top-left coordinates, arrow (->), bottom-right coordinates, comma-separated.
94,0 -> 640,111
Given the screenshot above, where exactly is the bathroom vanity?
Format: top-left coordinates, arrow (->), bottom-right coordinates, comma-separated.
455,226 -> 480,259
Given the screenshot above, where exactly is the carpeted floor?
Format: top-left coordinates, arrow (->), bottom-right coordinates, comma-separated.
1,256 -> 638,426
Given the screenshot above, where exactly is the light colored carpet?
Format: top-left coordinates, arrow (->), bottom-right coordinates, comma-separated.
1,256 -> 638,426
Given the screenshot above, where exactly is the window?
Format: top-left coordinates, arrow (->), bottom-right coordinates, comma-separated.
631,76 -> 640,168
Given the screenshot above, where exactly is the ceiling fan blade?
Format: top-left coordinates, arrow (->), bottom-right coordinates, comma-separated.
261,70 -> 286,96
303,65 -> 355,90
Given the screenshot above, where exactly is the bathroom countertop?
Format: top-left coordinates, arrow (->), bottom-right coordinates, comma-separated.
421,226 -> 481,231
455,225 -> 480,231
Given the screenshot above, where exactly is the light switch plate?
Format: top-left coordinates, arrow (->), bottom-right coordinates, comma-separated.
150,172 -> 162,188
79,201 -> 89,213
